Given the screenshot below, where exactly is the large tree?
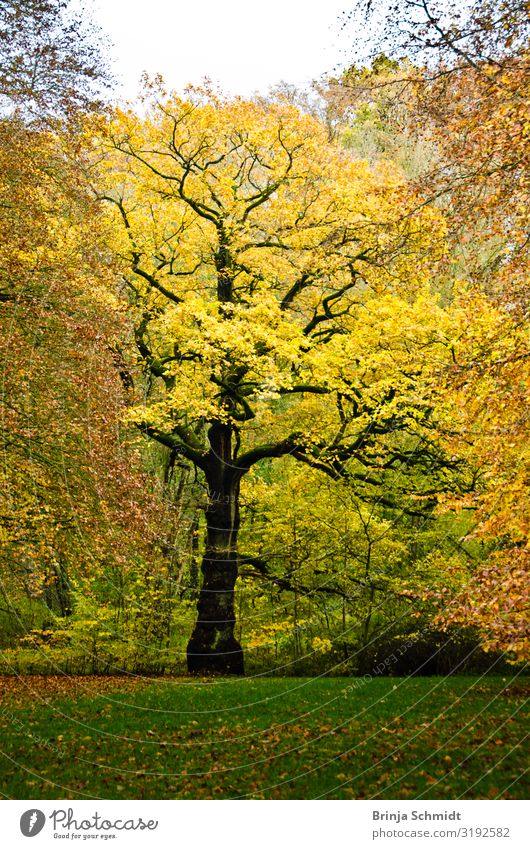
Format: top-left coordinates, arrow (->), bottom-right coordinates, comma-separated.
92,90 -> 454,674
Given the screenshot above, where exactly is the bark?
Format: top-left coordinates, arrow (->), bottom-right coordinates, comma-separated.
186,423 -> 244,674
188,511 -> 200,597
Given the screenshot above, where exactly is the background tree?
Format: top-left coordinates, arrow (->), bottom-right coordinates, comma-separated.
0,0 -> 189,674
0,0 -> 111,120
0,116 -> 186,667
435,290 -> 529,662
238,458 -> 471,673
342,0 -> 529,267
341,0 -> 529,662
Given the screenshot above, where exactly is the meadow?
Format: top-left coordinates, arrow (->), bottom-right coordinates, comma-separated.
0,674 -> 527,800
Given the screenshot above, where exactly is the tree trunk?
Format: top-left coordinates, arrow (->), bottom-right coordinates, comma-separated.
188,511 -> 200,597
186,423 -> 244,675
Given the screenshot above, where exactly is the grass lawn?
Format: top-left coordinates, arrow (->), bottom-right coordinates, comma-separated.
0,674 -> 528,800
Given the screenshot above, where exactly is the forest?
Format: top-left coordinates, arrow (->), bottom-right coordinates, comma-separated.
0,0 -> 528,684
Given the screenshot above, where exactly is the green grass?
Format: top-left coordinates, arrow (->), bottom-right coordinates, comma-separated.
0,674 -> 528,799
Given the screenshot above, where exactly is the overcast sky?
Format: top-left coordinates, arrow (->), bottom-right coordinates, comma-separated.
90,0 -> 355,100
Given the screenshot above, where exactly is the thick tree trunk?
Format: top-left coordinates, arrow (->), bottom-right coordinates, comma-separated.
186,424 -> 244,675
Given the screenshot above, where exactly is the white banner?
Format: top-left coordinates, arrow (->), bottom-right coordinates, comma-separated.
1,800 -> 529,849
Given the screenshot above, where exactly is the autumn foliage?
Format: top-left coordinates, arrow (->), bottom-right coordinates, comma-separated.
0,0 -> 528,675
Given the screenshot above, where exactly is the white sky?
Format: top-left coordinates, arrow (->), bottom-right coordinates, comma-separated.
90,0 -> 354,100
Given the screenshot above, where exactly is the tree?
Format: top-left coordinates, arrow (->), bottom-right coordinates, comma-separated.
345,0 -> 529,70
343,0 -> 530,288
341,1 -> 530,662
92,89 -> 455,674
435,290 -> 529,662
238,458 -> 470,672
0,119 -> 178,652
0,3 -> 216,675
0,0 -> 111,120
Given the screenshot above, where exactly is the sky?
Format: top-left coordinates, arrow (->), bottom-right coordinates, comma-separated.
90,0 -> 355,100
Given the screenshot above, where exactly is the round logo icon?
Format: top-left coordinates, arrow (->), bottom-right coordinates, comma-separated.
20,809 -> 46,837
